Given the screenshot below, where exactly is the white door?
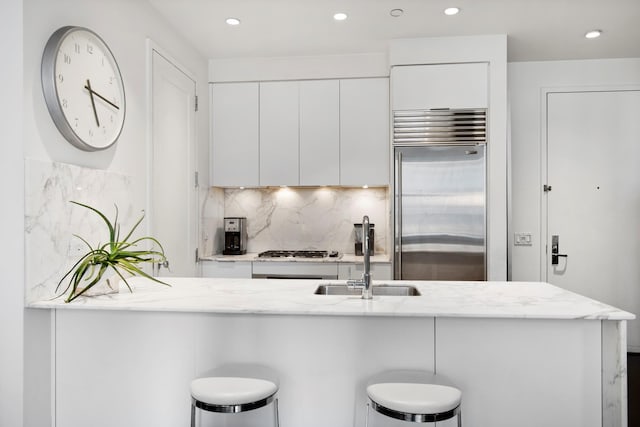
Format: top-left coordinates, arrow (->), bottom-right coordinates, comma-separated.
151,50 -> 197,277
546,89 -> 640,350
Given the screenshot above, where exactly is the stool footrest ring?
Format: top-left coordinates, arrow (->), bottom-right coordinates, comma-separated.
370,399 -> 461,423
193,392 -> 276,414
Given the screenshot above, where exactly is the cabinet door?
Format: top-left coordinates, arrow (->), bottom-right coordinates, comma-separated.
340,78 -> 390,186
260,81 -> 299,186
201,261 -> 252,278
391,63 -> 488,110
299,80 -> 340,186
211,83 -> 259,187
338,263 -> 393,280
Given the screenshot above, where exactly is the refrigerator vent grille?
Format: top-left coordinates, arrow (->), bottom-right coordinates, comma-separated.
393,109 -> 487,144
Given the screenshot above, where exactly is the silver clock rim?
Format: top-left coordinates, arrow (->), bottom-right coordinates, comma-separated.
41,25 -> 126,152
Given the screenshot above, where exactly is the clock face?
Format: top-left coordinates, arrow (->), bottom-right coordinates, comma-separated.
42,27 -> 126,151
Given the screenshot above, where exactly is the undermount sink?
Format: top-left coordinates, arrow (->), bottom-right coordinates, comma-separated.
314,284 -> 421,297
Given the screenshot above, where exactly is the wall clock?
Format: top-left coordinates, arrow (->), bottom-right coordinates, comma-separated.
41,26 -> 126,151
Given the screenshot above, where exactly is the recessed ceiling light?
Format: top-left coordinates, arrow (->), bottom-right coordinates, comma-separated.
585,30 -> 602,39
226,17 -> 241,26
390,9 -> 404,17
444,7 -> 460,16
333,12 -> 348,21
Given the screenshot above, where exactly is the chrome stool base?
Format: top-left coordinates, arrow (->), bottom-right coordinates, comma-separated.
190,377 -> 280,427
366,400 -> 461,426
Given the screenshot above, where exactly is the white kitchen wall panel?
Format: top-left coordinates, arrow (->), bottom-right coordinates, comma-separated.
211,82 -> 259,187
391,63 -> 488,110
340,78 -> 390,186
299,80 -> 340,186
24,159 -> 136,303
217,186 -> 389,255
259,81 -> 300,186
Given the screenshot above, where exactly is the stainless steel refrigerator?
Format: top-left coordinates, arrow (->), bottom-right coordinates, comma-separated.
393,109 -> 487,280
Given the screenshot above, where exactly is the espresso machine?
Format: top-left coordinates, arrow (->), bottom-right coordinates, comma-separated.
223,217 -> 248,255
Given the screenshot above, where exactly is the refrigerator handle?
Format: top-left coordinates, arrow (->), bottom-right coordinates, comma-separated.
395,150 -> 402,280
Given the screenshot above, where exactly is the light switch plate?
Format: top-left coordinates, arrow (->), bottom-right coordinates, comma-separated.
514,232 -> 533,246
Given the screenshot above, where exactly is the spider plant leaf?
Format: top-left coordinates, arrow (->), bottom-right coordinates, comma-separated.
117,259 -> 171,287
110,266 -> 133,293
65,264 -> 109,303
119,210 -> 146,248
70,201 -> 115,243
56,251 -> 93,293
72,234 -> 95,252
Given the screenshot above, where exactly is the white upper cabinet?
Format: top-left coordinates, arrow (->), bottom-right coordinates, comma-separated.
260,81 -> 299,186
391,63 -> 488,110
211,82 -> 259,187
299,80 -> 340,186
340,78 -> 389,186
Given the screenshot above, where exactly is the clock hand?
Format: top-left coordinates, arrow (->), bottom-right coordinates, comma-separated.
85,79 -> 100,127
83,84 -> 120,110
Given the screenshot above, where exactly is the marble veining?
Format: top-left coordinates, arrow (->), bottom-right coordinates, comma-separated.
25,159 -> 137,303
202,186 -> 389,256
29,277 -> 635,320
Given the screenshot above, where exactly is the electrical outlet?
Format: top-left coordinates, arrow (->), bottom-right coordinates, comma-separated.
514,232 -> 533,246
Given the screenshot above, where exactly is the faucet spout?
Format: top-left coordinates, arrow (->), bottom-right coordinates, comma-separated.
361,215 -> 372,299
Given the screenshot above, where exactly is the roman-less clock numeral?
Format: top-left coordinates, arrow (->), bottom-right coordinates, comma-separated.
42,26 -> 126,151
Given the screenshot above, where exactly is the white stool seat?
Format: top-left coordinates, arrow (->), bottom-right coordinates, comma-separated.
367,382 -> 462,415
191,377 -> 278,406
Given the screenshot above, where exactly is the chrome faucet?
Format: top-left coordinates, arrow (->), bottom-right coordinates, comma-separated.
348,215 -> 373,299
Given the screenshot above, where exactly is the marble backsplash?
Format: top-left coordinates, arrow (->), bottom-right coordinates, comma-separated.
25,159 -> 137,303
202,186 -> 389,256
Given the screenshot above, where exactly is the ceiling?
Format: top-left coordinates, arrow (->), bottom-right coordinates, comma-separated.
147,0 -> 640,62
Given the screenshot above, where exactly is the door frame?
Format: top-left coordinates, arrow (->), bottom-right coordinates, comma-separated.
145,39 -> 199,276
540,84 -> 640,281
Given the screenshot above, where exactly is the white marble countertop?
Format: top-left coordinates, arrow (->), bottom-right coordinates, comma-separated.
202,253 -> 391,263
29,277 -> 634,320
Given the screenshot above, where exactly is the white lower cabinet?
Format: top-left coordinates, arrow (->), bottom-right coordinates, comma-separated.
252,262 -> 338,279
201,261 -> 252,278
338,263 -> 392,280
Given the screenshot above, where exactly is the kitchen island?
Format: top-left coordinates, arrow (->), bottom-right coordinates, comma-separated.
31,278 -> 633,427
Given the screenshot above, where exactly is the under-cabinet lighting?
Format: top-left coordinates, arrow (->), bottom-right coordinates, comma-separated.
362,185 -> 369,189
585,30 -> 602,39
444,7 -> 460,15
226,17 -> 241,26
239,186 -> 245,190
333,12 -> 348,21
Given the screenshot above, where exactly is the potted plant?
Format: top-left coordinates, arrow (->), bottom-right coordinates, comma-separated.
57,201 -> 170,303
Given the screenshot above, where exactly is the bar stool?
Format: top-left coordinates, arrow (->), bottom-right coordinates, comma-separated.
366,382 -> 462,426
190,377 -> 280,427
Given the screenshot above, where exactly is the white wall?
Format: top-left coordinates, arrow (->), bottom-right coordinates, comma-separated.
509,58 -> 640,280
0,2 -> 24,427
22,0 -> 209,423
209,52 -> 388,82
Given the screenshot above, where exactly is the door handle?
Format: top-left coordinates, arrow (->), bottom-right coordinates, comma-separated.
551,235 -> 568,265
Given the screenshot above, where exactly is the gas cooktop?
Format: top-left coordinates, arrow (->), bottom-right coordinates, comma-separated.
258,250 -> 339,259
